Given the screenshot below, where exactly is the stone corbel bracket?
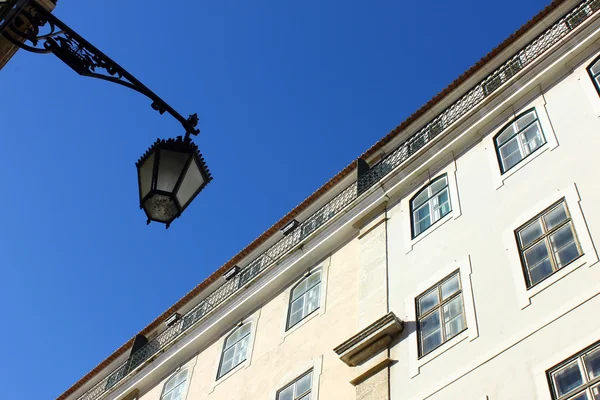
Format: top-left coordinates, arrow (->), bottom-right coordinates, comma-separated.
334,312 -> 403,367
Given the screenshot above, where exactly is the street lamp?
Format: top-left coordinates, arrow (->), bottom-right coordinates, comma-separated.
0,0 -> 212,227
137,130 -> 212,228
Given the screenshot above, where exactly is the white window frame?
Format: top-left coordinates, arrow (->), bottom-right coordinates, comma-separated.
502,183 -> 598,310
286,269 -> 322,331
404,256 -> 478,377
410,174 -> 452,239
160,368 -> 189,400
484,95 -> 559,190
276,369 -> 314,400
515,199 -> 583,288
403,160 -> 462,254
280,259 -> 330,342
210,309 -> 260,391
217,322 -> 252,379
416,271 -> 467,357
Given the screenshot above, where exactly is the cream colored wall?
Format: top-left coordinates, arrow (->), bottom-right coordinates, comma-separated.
386,40 -> 600,400
138,237 -> 360,400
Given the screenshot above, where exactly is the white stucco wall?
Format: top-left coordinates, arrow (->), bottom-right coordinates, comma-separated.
386,33 -> 600,400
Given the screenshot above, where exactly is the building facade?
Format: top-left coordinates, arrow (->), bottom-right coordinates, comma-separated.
58,0 -> 600,399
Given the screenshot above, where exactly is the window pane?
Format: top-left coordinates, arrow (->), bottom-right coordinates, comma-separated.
529,258 -> 554,286
441,275 -> 460,300
524,240 -> 550,268
521,123 -> 544,154
554,361 -> 584,397
445,313 -> 465,339
496,123 -> 517,145
592,383 -> 600,400
520,220 -> 544,248
421,329 -> 442,354
433,189 -> 451,221
164,376 -> 177,393
544,203 -> 568,230
289,309 -> 303,328
415,216 -> 431,236
585,348 -> 600,380
298,394 -> 311,400
296,373 -> 312,396
171,384 -> 184,400
278,386 -> 294,400
175,370 -> 187,386
550,223 -> 576,250
555,241 -> 580,268
412,189 -> 430,209
306,272 -> 321,288
430,177 -> 448,195
516,111 -> 536,129
567,392 -> 590,400
443,296 -> 463,322
500,136 -> 523,171
420,310 -> 441,338
443,295 -> 465,339
591,60 -> 600,76
292,280 -> 308,301
162,392 -> 173,400
219,357 -> 233,377
418,289 -> 439,316
305,285 -> 321,314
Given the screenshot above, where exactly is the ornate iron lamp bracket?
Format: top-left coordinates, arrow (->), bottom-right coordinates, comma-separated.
1,0 -> 200,137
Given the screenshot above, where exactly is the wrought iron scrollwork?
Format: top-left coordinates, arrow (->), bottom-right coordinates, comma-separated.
1,0 -> 199,136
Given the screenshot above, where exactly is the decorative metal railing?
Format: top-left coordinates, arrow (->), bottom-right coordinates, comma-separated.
74,1 -> 600,399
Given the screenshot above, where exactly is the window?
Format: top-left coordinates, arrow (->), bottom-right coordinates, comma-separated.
161,369 -> 188,400
287,270 -> 322,330
217,323 -> 251,378
494,109 -> 546,173
548,341 -> 600,399
416,271 -> 466,356
410,175 -> 451,238
516,199 -> 583,288
277,370 -> 313,400
588,55 -> 600,96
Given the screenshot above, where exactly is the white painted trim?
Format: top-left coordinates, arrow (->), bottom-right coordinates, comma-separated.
208,308 -> 261,393
280,256 -> 331,343
501,182 -> 599,309
404,255 -> 478,378
485,94 -> 560,190
404,159 -> 462,254
268,355 -> 324,400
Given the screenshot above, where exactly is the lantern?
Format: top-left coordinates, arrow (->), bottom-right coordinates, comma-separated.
136,136 -> 212,228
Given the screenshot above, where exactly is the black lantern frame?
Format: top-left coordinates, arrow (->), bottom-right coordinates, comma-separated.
136,136 -> 212,228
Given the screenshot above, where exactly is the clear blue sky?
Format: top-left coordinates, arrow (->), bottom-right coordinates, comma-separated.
0,1 -> 550,398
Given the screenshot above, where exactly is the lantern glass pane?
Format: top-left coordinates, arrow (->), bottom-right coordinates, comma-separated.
143,193 -> 180,222
176,159 -> 205,209
138,151 -> 155,201
157,150 -> 190,193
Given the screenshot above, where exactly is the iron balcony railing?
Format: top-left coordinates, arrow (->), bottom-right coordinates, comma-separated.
75,1 -> 600,399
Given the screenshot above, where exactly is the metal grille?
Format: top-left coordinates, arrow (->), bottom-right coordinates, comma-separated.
75,1 -> 599,399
